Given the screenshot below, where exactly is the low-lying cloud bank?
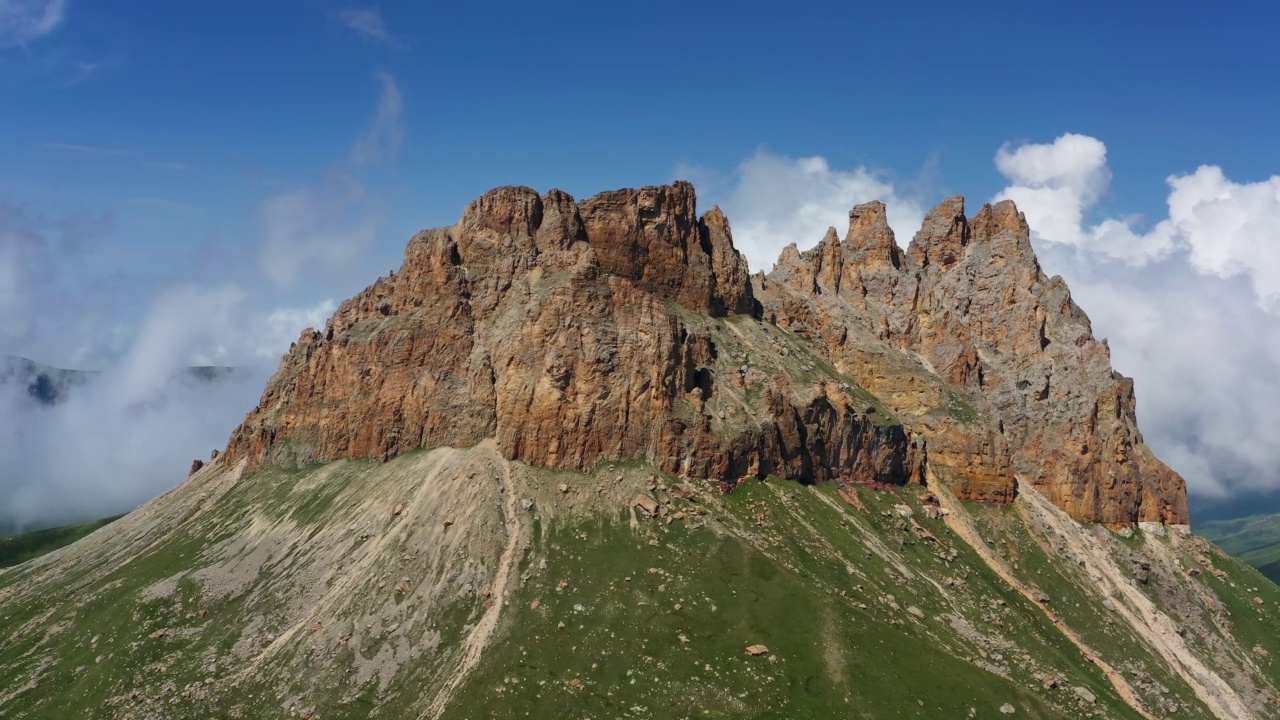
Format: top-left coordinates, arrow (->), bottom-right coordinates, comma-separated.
0,362 -> 267,532
0,71 -> 394,532
711,135 -> 1280,504
0,288 -> 335,533
0,208 -> 335,531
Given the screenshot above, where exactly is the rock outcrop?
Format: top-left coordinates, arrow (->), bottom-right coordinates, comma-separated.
760,197 -> 1188,526
222,182 -> 1187,527
223,182 -> 915,489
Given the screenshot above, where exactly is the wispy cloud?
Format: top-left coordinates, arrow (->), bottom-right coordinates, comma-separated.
45,144 -> 191,172
59,59 -> 101,86
258,173 -> 377,287
42,142 -> 133,157
258,74 -> 402,287
338,7 -> 403,49
125,198 -> 205,215
138,160 -> 188,171
349,71 -> 403,165
0,0 -> 66,49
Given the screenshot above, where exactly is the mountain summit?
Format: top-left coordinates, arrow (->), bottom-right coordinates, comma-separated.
2,183 -> 1274,720
225,182 -> 1186,529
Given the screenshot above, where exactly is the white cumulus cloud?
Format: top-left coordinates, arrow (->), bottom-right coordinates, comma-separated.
995,133 -> 1280,313
993,133 -> 1177,263
1165,167 -> 1280,311
994,134 -> 1280,501
693,151 -> 926,274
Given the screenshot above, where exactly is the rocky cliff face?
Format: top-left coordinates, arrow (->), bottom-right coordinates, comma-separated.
761,197 -> 1187,526
223,182 -> 917,489
223,182 -> 1187,527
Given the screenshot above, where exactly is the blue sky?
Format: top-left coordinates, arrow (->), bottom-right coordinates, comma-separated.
3,0 -> 1280,522
6,1 -> 1279,279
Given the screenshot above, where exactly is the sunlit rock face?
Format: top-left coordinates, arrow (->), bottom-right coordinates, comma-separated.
762,196 -> 1187,526
223,183 -> 1187,528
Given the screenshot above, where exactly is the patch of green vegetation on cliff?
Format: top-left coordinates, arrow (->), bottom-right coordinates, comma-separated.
930,388 -> 981,424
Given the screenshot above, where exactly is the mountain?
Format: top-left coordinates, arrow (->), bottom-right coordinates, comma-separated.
1,183 -> 1276,719
0,355 -> 245,406
1201,513 -> 1280,584
0,355 -> 93,406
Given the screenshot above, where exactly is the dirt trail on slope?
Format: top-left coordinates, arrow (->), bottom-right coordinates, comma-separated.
422,456 -> 522,720
929,476 -> 1159,720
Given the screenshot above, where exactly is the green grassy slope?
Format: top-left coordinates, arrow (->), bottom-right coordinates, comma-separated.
0,516 -> 122,568
1200,513 -> 1280,584
1,452 -> 1275,718
442,480 -> 1142,720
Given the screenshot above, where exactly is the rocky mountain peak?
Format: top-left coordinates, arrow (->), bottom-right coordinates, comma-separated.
844,200 -> 902,271
458,185 -> 546,241
575,180 -> 754,317
759,192 -> 1187,527
224,181 -> 913,490
223,182 -> 1187,528
907,195 -> 969,270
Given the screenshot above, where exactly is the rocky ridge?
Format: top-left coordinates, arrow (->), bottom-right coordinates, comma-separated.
224,182 -> 920,491
223,181 -> 1186,528
761,197 -> 1187,526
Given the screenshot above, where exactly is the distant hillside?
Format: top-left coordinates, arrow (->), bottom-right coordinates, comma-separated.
0,355 -> 94,405
0,516 -> 122,568
1200,513 -> 1280,584
1,355 -> 242,407
1,354 -> 268,533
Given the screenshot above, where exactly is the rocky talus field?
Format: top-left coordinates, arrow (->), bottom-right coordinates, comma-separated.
1,182 -> 1276,719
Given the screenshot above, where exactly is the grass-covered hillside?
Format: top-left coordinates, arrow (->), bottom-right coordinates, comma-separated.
0,516 -> 122,568
1201,513 -> 1280,584
1,446 -> 1275,719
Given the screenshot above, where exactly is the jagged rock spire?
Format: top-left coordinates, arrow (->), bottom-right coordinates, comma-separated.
763,193 -> 1189,527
